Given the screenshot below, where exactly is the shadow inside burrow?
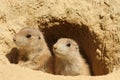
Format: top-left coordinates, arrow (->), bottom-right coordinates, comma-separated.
5,20 -> 109,76
39,20 -> 109,76
6,47 -> 19,64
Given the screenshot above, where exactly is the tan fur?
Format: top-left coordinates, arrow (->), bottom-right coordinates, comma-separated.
13,27 -> 53,74
53,38 -> 90,76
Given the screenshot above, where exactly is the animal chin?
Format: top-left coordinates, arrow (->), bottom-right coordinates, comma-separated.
54,50 -> 66,56
15,42 -> 27,47
15,41 -> 22,46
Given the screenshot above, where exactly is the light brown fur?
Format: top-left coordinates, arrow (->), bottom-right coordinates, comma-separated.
53,38 -> 90,76
13,27 -> 53,73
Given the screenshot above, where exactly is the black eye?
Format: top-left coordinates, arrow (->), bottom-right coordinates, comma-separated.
38,36 -> 41,39
26,34 -> 31,38
66,43 -> 71,47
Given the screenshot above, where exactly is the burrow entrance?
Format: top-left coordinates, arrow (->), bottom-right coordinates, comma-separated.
40,21 -> 109,76
6,20 -> 109,76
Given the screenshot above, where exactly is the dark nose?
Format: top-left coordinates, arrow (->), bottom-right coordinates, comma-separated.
13,39 -> 16,42
53,47 -> 57,50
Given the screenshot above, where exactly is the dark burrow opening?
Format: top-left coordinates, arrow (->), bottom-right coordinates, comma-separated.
40,21 -> 109,76
6,20 -> 109,76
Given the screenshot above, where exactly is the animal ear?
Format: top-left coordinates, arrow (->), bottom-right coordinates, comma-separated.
76,45 -> 79,50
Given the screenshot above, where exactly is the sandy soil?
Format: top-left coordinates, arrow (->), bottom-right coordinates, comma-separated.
0,0 -> 120,80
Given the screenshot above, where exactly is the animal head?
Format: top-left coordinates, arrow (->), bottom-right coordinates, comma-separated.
13,27 -> 44,49
53,38 -> 79,58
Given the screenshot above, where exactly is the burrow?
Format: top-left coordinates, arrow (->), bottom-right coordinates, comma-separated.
6,20 -> 109,76
39,20 -> 109,76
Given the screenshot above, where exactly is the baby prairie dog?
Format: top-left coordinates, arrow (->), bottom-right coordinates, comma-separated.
53,38 -> 90,76
13,27 -> 53,73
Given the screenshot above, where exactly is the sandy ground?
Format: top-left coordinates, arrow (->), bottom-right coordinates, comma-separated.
0,0 -> 120,80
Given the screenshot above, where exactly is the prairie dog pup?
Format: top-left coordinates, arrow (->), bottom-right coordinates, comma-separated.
53,38 -> 90,76
13,27 -> 53,73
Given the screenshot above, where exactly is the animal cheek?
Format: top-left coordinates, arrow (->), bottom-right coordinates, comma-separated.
70,46 -> 76,51
61,48 -> 69,53
18,38 -> 30,46
14,37 -> 22,44
27,40 -> 33,46
29,39 -> 38,46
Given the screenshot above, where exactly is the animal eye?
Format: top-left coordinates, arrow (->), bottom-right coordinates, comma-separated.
38,36 -> 41,39
66,43 -> 71,47
26,34 -> 31,38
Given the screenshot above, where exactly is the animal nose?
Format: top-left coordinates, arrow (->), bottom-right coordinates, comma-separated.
13,39 -> 16,42
53,46 -> 57,50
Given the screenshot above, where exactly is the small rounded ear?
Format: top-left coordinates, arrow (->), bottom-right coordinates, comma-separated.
76,45 -> 79,50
